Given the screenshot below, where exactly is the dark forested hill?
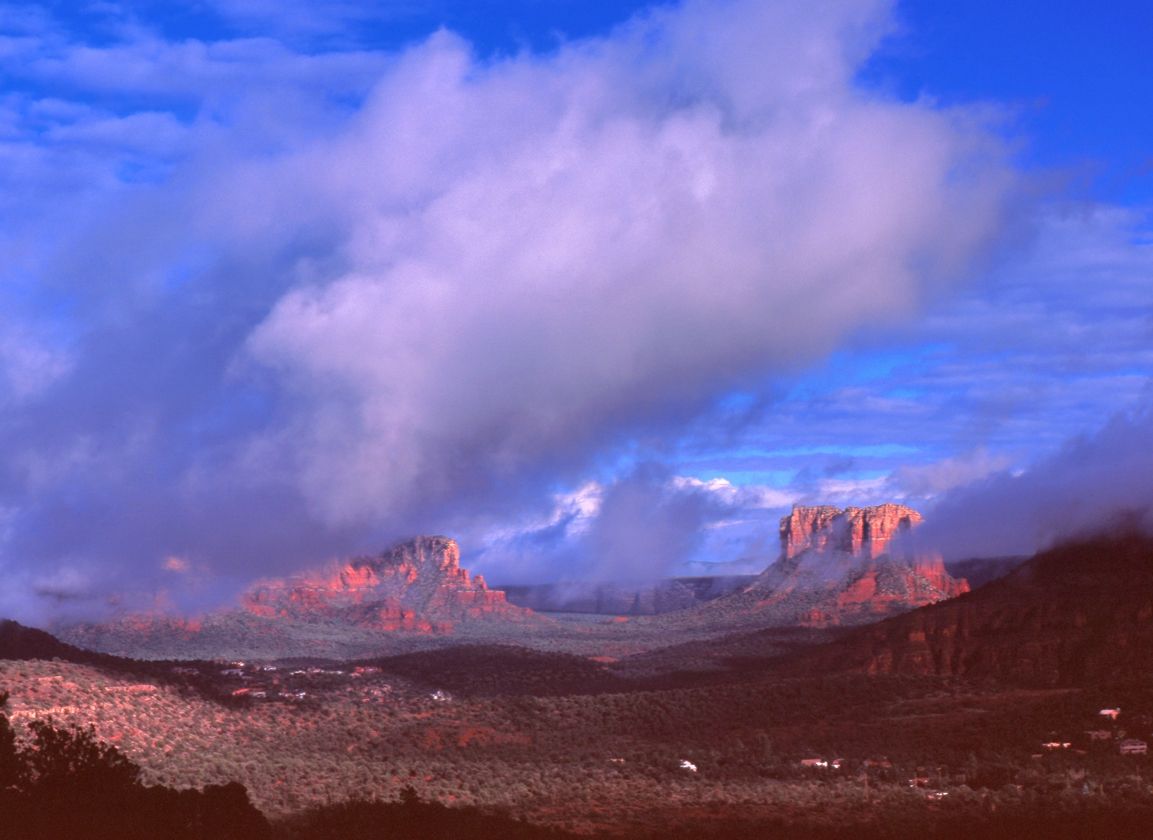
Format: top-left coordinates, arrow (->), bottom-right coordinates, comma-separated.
780,532 -> 1153,686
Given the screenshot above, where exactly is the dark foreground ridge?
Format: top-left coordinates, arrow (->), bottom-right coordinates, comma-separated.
778,531 -> 1153,685
6,686 -> 1153,840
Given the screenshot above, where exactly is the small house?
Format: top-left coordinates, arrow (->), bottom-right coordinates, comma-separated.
1119,739 -> 1148,756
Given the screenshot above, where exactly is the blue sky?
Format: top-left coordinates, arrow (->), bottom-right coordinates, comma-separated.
867,0 -> 1153,204
1,0 -> 1151,615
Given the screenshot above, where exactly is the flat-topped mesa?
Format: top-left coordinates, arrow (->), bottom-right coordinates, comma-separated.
242,535 -> 534,630
780,503 -> 923,561
745,503 -> 968,627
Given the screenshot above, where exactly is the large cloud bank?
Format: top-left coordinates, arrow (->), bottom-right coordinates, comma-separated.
0,0 -> 1015,617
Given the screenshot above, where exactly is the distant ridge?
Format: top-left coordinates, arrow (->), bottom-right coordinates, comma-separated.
1,618 -> 103,662
500,575 -> 756,615
0,618 -> 200,686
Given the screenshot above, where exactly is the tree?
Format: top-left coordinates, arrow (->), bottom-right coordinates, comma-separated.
0,689 -> 270,840
23,719 -> 140,797
1,691 -> 26,792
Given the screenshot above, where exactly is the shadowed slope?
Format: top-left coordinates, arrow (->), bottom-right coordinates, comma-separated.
780,531 -> 1153,686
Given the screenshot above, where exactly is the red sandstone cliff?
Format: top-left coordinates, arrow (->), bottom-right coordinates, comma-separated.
779,503 -> 925,560
58,536 -> 537,658
242,535 -> 534,632
740,504 -> 968,627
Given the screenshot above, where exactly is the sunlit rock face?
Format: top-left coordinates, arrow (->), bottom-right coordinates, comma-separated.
242,536 -> 533,632
747,504 -> 969,627
779,503 -> 923,560
58,536 -> 537,658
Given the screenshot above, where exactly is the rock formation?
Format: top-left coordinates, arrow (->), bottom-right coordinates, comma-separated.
742,503 -> 968,627
779,503 -> 924,560
242,535 -> 533,632
58,536 -> 537,658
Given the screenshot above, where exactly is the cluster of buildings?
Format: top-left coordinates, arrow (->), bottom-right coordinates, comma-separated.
177,660 -> 400,705
1036,707 -> 1149,757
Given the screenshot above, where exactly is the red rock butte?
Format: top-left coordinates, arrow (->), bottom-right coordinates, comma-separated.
242,535 -> 534,633
745,503 -> 969,627
779,502 -> 925,561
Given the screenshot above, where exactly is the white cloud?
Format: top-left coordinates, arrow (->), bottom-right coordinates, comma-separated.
920,393 -> 1153,559
890,448 -> 1014,499
0,0 -> 1020,607
0,322 -> 72,402
672,475 -> 793,511
242,0 -> 1015,529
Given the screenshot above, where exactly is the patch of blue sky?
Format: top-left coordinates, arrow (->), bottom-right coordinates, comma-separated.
883,387 -> 925,401
683,468 -> 797,488
21,0 -> 666,57
682,443 -> 921,461
863,0 -> 1153,205
352,0 -> 664,56
113,156 -> 173,185
779,345 -> 950,397
0,64 -> 199,129
0,267 -> 79,330
161,248 -> 219,293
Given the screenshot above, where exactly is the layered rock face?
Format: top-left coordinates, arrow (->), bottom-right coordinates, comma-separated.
779,503 -> 924,560
242,536 -> 533,632
745,504 -> 968,627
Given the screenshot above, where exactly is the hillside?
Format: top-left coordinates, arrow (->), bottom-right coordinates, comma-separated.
781,531 -> 1153,686
944,555 -> 1028,590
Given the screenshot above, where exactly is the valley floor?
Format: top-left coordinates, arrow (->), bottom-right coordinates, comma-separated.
4,653 -> 1153,837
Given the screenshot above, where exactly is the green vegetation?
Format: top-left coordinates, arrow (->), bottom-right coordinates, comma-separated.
0,690 -> 271,840
5,655 -> 1153,836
